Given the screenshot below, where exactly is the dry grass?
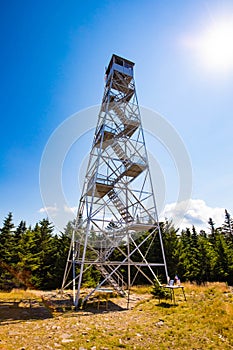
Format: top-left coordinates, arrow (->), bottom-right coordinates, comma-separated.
0,289 -> 42,301
0,283 -> 233,349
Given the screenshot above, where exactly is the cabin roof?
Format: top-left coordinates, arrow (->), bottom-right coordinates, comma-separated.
105,54 -> 135,76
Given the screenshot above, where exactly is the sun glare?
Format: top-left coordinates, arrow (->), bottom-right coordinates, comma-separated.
186,17 -> 233,73
199,20 -> 233,71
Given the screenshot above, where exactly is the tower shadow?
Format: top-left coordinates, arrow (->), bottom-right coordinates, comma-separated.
0,300 -> 52,324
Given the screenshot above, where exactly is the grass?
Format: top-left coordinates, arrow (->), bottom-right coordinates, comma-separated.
0,283 -> 233,349
0,288 -> 42,301
130,284 -> 152,294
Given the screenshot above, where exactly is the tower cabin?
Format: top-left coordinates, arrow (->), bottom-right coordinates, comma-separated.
105,54 -> 134,95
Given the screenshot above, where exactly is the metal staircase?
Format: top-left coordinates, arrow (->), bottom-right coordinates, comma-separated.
94,124 -> 116,149
112,142 -> 126,161
111,103 -> 127,125
111,103 -> 139,137
108,189 -> 133,223
95,264 -> 126,296
111,142 -> 146,179
98,245 -> 116,261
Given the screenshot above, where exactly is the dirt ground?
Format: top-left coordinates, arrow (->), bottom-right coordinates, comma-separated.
0,289 -> 152,350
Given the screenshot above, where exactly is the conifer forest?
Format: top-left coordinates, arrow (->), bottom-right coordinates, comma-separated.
0,210 -> 233,291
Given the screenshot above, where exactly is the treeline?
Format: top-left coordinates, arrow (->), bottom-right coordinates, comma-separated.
0,210 -> 233,290
162,213 -> 233,285
0,213 -> 70,290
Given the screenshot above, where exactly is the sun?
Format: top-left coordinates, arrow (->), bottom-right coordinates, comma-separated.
196,19 -> 233,72
199,20 -> 233,71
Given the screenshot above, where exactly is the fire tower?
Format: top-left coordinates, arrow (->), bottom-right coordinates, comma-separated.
62,54 -> 168,307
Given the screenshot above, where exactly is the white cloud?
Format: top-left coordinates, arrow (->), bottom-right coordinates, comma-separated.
38,205 -> 59,218
161,199 -> 225,232
64,205 -> 78,214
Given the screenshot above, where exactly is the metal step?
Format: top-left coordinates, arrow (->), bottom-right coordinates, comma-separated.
111,103 -> 138,129
111,103 -> 139,133
95,264 -> 126,296
108,189 -> 133,223
98,246 -> 116,262
111,104 -> 127,125
112,143 -> 126,160
112,143 -> 132,167
111,142 -> 144,177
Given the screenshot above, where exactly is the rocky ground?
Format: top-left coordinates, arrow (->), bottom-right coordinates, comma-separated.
0,289 -> 152,350
0,284 -> 233,350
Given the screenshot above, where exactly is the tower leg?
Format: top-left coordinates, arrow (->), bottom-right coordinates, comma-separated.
72,232 -> 76,304
74,222 -> 91,308
127,231 -> 131,289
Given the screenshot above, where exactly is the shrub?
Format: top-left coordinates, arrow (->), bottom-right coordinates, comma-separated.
151,279 -> 170,300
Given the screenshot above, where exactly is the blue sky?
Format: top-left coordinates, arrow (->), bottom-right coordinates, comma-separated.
1,0 -> 233,231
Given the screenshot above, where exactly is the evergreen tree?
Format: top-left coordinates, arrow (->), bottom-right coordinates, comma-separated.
177,227 -> 200,282
200,229 -> 207,238
17,227 -> 41,288
16,219 -> 56,289
0,213 -> 15,289
33,219 -> 56,289
0,212 -> 15,262
63,220 -> 75,238
208,218 -> 216,242
213,232 -> 230,282
15,220 -> 27,240
160,221 -> 179,279
196,234 -> 215,284
48,232 -> 71,289
11,220 -> 27,265
191,225 -> 198,248
222,209 -> 233,241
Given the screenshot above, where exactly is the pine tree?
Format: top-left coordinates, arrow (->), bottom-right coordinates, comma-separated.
177,227 -> 199,282
222,209 -> 233,241
191,225 -> 198,248
17,227 -> 41,288
51,232 -> 71,289
208,217 -> 217,244
196,234 -> 215,284
63,220 -> 75,238
160,221 -> 179,279
33,219 -> 56,289
0,212 -> 14,262
15,219 -> 56,289
15,220 -> 27,242
11,220 -> 27,265
213,232 -> 230,282
0,213 -> 15,289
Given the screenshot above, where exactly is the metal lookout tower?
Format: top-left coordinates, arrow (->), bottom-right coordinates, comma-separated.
62,54 -> 168,307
